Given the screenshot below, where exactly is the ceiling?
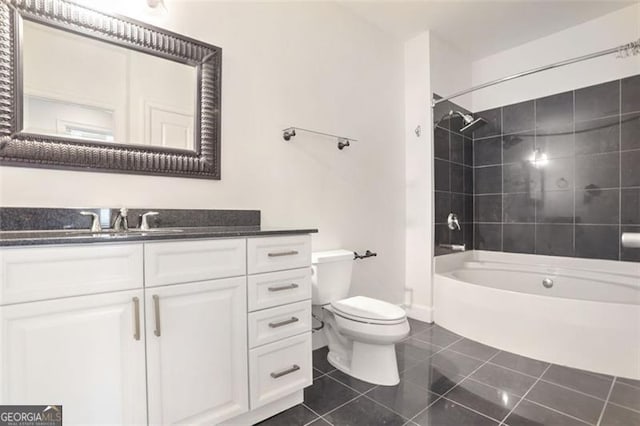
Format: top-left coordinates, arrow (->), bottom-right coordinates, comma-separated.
341,0 -> 638,59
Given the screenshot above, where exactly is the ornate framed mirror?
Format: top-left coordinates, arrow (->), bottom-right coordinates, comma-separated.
0,0 -> 222,179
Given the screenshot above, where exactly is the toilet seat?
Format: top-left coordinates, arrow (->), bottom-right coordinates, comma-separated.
331,296 -> 407,325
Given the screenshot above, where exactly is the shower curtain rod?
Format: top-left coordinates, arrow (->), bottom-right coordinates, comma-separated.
432,38 -> 640,107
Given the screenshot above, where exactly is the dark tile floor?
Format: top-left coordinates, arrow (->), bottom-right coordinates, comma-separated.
255,319 -> 640,426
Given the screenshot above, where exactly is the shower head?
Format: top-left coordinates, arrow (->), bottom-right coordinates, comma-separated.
436,110 -> 487,134
460,115 -> 488,133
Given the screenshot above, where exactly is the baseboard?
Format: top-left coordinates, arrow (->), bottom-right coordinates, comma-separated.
403,303 -> 433,323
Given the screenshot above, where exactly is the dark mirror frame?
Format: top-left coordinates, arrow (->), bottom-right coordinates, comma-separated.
0,0 -> 222,179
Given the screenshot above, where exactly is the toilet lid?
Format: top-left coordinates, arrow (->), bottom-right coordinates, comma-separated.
331,296 -> 406,322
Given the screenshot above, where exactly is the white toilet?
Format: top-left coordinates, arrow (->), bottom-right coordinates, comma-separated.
312,249 -> 410,386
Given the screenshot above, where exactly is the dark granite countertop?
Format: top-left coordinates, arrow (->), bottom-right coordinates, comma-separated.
0,226 -> 318,247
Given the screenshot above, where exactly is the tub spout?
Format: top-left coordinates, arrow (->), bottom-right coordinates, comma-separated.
439,243 -> 466,252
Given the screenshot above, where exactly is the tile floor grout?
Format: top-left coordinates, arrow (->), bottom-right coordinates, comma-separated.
596,377 -> 617,426
616,379 -> 640,391
428,339 -> 622,404
360,332 -> 471,425
498,363 -> 552,425
607,400 -> 640,414
298,322 -> 639,426
360,392 -> 415,424
322,370 -> 376,396
484,360 -> 549,380
406,348 -> 504,425
535,376 -> 614,402
517,399 -> 594,426
342,330 -> 461,425
301,402 -> 333,426
316,393 -> 363,420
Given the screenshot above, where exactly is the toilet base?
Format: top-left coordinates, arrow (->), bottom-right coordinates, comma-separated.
327,341 -> 400,386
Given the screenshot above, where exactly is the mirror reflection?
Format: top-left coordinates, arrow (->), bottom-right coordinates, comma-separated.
21,19 -> 198,151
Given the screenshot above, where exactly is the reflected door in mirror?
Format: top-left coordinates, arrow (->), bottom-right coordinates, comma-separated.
21,19 -> 197,152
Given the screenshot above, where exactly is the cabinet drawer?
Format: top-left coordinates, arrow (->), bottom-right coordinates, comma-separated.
248,268 -> 311,312
0,243 -> 143,305
249,332 -> 312,409
249,301 -> 311,348
144,239 -> 246,287
247,235 -> 311,274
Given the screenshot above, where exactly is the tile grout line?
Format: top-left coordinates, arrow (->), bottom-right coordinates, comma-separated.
509,399 -> 593,426
439,349 -> 503,399
440,394 -> 514,425
571,90 -> 578,257
533,98 -> 537,252
406,350 -> 504,425
360,390 -> 423,424
322,371 -> 375,397
498,363 -> 552,425
316,393 -> 364,421
596,377 -> 616,426
618,79 -> 622,261
535,377 -> 613,402
607,400 -> 640,415
302,402 -> 334,426
500,106 -> 504,252
484,361 -> 548,380
308,366 -> 382,424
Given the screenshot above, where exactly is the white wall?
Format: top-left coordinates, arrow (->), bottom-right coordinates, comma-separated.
472,3 -> 640,111
0,1 -> 406,304
429,34 -> 472,111
403,32 -> 433,322
402,33 -> 472,323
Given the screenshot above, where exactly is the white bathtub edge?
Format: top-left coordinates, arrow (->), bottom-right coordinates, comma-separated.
434,272 -> 640,379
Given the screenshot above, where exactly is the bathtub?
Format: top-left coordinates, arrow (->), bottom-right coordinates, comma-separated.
434,251 -> 640,379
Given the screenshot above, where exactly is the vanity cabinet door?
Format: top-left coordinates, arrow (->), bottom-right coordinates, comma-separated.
0,290 -> 147,425
146,277 -> 248,425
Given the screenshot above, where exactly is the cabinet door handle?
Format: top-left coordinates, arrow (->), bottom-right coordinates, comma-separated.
269,317 -> 299,328
268,283 -> 299,292
270,364 -> 300,379
132,297 -> 141,341
153,294 -> 161,337
267,250 -> 299,257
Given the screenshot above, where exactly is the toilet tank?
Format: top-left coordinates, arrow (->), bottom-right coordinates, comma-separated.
311,249 -> 354,305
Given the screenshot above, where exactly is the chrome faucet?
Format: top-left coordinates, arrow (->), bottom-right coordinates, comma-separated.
113,208 -> 129,232
447,213 -> 461,231
80,211 -> 102,232
139,211 -> 159,231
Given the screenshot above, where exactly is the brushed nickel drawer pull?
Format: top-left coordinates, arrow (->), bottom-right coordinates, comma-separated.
269,317 -> 299,328
270,364 -> 300,379
133,297 -> 141,341
268,250 -> 299,257
268,283 -> 299,292
153,294 -> 161,337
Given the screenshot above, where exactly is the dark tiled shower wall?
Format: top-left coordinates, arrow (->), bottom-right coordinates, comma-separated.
472,74 -> 640,262
433,99 -> 474,255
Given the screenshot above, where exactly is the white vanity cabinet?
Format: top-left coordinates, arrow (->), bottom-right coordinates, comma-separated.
0,233 -> 313,426
0,244 -> 146,425
143,239 -> 248,425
